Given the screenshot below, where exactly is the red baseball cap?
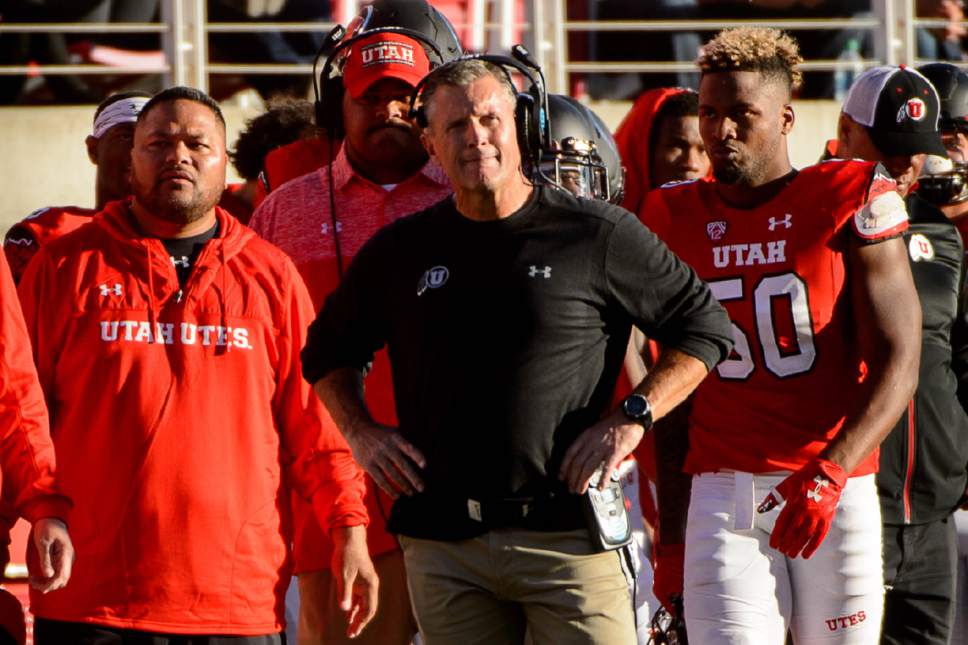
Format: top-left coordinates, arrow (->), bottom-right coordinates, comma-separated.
342,32 -> 431,99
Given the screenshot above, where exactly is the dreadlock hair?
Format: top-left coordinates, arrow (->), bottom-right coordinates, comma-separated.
698,28 -> 803,96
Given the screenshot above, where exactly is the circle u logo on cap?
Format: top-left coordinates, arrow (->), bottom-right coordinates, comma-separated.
897,97 -> 926,123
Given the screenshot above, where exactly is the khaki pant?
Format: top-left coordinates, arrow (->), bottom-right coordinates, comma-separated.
399,528 -> 637,645
297,549 -> 418,645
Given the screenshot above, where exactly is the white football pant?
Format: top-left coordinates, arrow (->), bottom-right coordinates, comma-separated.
684,471 -> 884,644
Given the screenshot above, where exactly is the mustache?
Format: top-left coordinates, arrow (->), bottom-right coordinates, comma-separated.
156,168 -> 195,186
367,119 -> 413,134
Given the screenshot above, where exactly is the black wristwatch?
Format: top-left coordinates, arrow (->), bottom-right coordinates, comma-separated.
621,394 -> 654,430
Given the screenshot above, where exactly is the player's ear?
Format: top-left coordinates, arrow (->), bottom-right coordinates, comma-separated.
85,135 -> 99,166
836,112 -> 852,154
781,103 -> 795,135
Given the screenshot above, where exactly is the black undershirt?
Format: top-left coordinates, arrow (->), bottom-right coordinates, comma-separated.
161,222 -> 218,286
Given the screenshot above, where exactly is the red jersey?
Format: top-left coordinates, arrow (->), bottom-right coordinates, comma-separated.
641,160 -> 908,476
250,148 -> 451,572
18,202 -> 366,634
3,206 -> 96,283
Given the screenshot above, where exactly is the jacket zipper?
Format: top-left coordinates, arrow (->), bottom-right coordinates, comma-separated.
902,398 -> 915,524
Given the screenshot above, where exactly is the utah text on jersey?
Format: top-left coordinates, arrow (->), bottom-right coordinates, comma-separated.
99,320 -> 253,349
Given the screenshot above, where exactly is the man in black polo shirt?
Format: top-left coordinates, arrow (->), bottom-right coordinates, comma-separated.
301,58 -> 733,645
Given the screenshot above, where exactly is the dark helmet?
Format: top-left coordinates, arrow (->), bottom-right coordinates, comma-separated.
918,63 -> 968,131
917,64 -> 968,205
540,94 -> 625,204
342,0 -> 463,66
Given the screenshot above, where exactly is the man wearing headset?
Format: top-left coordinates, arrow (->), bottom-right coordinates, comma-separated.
302,57 -> 733,645
248,11 -> 455,645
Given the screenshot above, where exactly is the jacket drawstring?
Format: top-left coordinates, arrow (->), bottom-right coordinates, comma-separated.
216,240 -> 228,355
145,242 -> 158,344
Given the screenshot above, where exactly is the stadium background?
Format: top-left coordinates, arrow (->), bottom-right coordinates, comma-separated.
0,0 -> 951,231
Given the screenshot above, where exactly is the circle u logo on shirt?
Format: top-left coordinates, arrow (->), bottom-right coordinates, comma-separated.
908,233 -> 935,262
417,265 -> 449,296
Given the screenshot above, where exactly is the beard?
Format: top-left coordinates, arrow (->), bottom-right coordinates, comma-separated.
132,173 -> 222,225
712,162 -> 746,185
712,147 -> 771,187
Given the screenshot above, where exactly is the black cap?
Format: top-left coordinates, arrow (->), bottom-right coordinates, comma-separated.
842,65 -> 946,157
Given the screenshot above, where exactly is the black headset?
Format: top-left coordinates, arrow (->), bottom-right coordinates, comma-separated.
312,24 -> 451,139
407,48 -> 550,174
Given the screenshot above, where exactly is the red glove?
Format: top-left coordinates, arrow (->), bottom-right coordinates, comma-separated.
652,543 -> 685,614
758,458 -> 848,559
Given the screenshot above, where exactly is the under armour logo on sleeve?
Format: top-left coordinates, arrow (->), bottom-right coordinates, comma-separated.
528,265 -> 552,279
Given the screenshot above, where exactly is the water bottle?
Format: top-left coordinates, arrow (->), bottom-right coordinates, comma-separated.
834,38 -> 863,102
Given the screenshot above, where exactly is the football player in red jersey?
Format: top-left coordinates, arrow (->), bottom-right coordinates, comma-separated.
642,28 -> 922,643
3,91 -> 150,283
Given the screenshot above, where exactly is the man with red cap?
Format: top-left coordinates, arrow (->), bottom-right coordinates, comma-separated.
249,27 -> 452,645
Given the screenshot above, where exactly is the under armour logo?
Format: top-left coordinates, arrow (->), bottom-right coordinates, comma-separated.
320,222 -> 343,236
171,255 -> 190,268
528,265 -> 552,279
806,476 -> 829,502
99,283 -> 122,297
768,214 -> 793,231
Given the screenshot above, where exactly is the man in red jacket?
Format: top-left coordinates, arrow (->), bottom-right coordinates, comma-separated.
18,86 -> 376,645
3,90 -> 150,283
0,252 -> 73,597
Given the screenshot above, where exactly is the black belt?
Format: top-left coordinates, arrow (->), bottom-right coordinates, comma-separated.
387,491 -> 587,540
464,493 -> 585,531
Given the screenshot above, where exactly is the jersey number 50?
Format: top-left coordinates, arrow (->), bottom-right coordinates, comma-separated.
709,273 -> 817,379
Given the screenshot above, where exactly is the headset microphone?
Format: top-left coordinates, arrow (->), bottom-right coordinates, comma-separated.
510,45 -> 539,72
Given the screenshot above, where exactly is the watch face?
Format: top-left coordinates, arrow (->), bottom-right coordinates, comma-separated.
624,395 -> 648,418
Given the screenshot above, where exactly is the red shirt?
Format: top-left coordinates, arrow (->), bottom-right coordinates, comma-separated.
641,161 -> 908,476
19,202 -> 366,634
3,206 -> 96,283
250,147 -> 452,572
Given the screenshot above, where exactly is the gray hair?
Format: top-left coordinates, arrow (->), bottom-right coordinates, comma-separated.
419,59 -> 517,126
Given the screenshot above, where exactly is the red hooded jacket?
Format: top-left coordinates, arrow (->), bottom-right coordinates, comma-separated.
614,87 -> 694,216
0,252 -> 69,526
18,201 -> 367,635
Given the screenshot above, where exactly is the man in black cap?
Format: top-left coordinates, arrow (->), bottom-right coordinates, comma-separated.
838,64 -> 968,645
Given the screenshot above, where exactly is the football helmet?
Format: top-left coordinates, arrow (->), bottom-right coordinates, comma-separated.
539,94 -> 625,204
